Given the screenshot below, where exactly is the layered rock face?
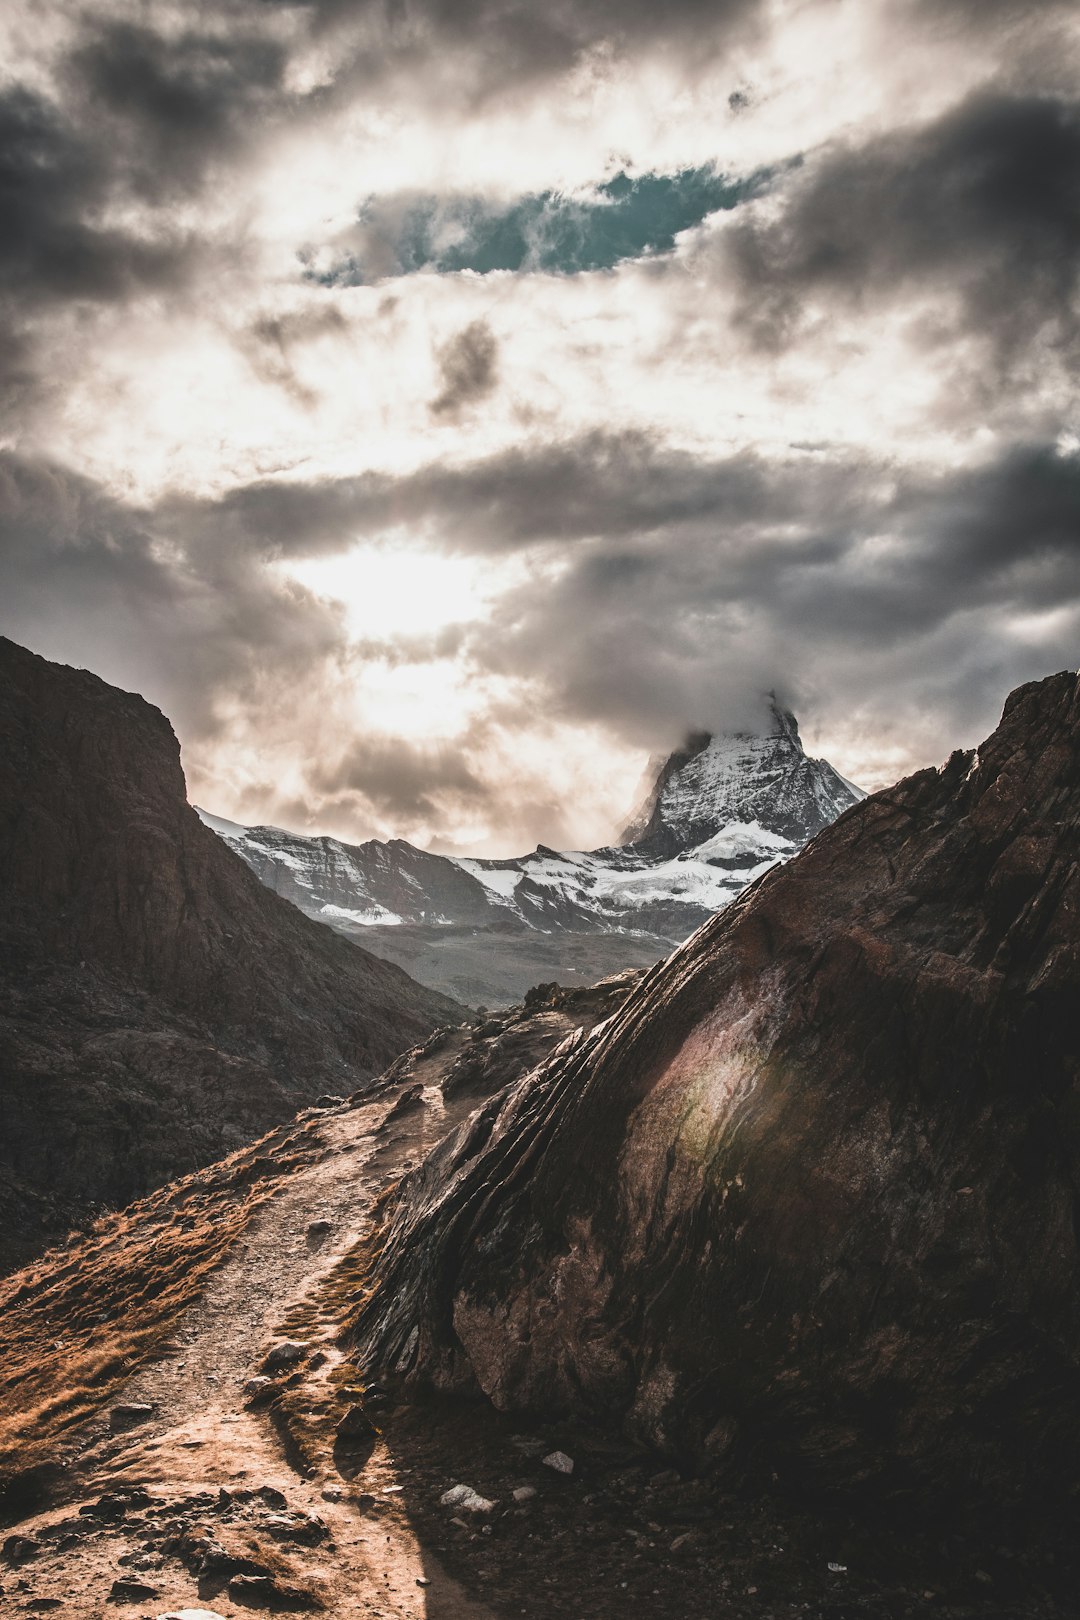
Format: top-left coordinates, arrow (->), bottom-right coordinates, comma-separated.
203,700 -> 860,1005
354,672 -> 1080,1507
0,638 -> 459,1270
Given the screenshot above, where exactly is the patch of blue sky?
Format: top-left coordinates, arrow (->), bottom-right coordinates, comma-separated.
312,163 -> 776,285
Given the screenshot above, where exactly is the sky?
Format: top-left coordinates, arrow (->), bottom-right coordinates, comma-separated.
1,0 -> 1079,855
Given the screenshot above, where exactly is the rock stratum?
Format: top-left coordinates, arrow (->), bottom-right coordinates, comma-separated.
202,699 -> 861,1005
0,637 -> 459,1271
353,671 -> 1080,1508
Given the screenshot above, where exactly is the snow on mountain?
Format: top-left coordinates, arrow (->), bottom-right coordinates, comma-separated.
454,700 -> 860,935
196,700 -> 862,1004
622,698 -> 862,856
193,807 -> 252,839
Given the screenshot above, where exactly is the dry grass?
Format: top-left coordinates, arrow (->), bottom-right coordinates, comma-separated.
255,1182 -> 405,1479
0,1117 -> 323,1501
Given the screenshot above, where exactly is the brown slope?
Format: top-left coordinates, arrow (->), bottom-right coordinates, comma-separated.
0,637 -> 460,1270
352,671 -> 1080,1510
3,976 -> 1078,1619
0,1066 -> 503,1619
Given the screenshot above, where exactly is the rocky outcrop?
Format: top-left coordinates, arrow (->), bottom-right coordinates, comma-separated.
426,971 -> 642,1102
353,672 -> 1080,1510
0,638 -> 460,1270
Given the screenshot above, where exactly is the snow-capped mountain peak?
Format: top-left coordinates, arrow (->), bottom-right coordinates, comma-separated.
198,698 -> 863,1004
622,697 -> 862,858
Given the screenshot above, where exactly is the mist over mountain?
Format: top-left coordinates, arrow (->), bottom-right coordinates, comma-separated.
622,698 -> 862,853
200,698 -> 862,1005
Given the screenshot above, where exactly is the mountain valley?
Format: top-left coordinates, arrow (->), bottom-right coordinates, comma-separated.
201,701 -> 862,1005
1,667 -> 1078,1620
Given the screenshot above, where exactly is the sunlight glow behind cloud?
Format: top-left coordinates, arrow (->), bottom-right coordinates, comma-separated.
281,539 -> 509,641
1,0 -> 1078,850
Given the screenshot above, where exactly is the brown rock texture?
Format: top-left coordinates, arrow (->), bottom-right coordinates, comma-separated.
353,671 -> 1080,1508
0,637 -> 460,1270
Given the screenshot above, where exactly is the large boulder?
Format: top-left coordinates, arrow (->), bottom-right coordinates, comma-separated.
354,672 -> 1080,1507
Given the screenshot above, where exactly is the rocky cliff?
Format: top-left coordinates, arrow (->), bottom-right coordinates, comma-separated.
352,671 -> 1080,1509
0,638 -> 460,1270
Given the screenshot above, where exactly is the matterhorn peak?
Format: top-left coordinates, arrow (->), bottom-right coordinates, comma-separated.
199,690 -> 864,1004
621,697 -> 862,859
762,690 -> 802,746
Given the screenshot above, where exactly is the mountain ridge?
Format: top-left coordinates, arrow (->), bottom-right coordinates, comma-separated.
621,697 -> 863,854
0,636 -> 460,1270
201,698 -> 861,1004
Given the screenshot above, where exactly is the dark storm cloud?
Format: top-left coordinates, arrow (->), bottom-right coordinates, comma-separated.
717,91 -> 1080,371
4,418 -> 1079,821
909,0 -> 1075,26
310,735 -> 488,822
135,429 -> 1080,750
0,318 -> 40,420
288,0 -> 765,102
458,440 -> 1080,744
0,85 -> 194,310
318,166 -> 770,285
299,0 -> 757,37
115,428 -> 1080,629
430,321 -> 499,417
777,447 -> 1080,640
1,17 -> 290,306
65,21 -> 288,197
0,16 -> 294,420
0,450 -> 343,741
164,433 -> 856,561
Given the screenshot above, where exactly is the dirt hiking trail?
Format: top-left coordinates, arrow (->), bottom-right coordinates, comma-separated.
4,1051 -> 498,1619
5,1021 -> 1078,1620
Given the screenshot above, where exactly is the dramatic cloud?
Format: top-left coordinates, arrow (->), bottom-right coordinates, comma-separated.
293,0 -> 767,107
0,450 -> 343,740
65,21 -> 289,196
1,0 -> 1079,850
716,92 -> 1080,374
0,84 -> 181,307
465,441 -> 1080,745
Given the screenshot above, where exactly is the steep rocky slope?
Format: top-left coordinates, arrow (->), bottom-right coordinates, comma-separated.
0,637 -> 459,1271
0,970 -> 634,1504
353,671 -> 1080,1510
3,975 -> 1074,1619
203,699 -> 860,1004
